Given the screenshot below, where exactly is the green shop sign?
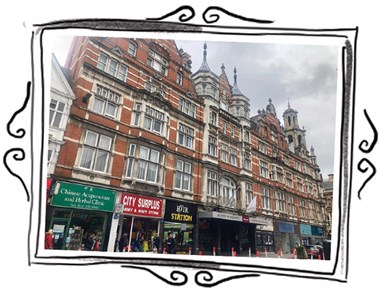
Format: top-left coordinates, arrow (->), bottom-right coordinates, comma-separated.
51,182 -> 116,212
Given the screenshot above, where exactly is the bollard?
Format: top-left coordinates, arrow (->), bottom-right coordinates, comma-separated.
233,251 -> 237,256
256,250 -> 259,257
213,246 -> 216,256
318,254 -> 321,260
231,247 -> 234,256
280,247 -> 283,258
163,247 -> 167,254
189,247 -> 192,255
264,247 -> 268,258
293,248 -> 297,259
199,251 -> 203,255
249,247 -> 251,257
278,250 -> 281,258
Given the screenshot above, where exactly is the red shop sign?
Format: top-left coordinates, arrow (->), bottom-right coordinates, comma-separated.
121,193 -> 163,218
242,215 -> 250,223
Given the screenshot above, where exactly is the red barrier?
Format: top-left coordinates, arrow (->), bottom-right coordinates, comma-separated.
213,246 -> 216,256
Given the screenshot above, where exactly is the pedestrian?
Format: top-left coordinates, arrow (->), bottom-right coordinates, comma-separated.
166,232 -> 175,254
118,233 -> 128,252
45,229 -> 53,249
153,233 -> 161,253
83,233 -> 94,251
93,236 -> 101,251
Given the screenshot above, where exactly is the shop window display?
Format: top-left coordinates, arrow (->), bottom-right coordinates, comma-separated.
119,216 -> 159,252
49,209 -> 107,251
163,222 -> 194,254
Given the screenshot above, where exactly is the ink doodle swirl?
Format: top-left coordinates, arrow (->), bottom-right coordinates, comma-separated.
4,148 -> 30,201
7,81 -> 31,138
147,5 -> 274,24
122,265 -> 188,286
4,81 -> 32,202
357,109 -> 377,200
146,5 -> 195,22
202,6 -> 274,24
195,270 -> 260,287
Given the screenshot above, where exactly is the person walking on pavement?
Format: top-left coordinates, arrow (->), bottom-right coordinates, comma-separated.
166,232 -> 175,254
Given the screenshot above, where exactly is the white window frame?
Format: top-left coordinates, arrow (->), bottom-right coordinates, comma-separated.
178,123 -> 194,149
285,172 -> 293,188
243,152 -> 251,170
245,183 -> 254,206
79,130 -> 112,173
297,177 -> 304,192
97,52 -> 128,81
274,191 -> 286,212
221,143 -> 228,162
143,105 -> 164,134
220,177 -> 236,207
288,196 -> 296,216
207,170 -> 218,197
210,111 -> 217,126
128,41 -> 137,56
261,186 -> 271,210
174,159 -> 192,191
147,50 -> 168,76
178,97 -> 196,118
258,141 -> 267,154
272,165 -> 284,183
176,72 -> 183,85
93,85 -> 121,119
125,144 -> 161,183
230,147 -> 237,166
260,161 -> 269,178
300,199 -> 306,218
208,136 -> 218,157
49,99 -> 65,128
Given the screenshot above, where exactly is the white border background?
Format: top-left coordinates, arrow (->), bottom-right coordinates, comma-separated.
1,1 -> 378,293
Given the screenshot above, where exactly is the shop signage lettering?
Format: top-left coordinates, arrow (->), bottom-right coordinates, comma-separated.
122,193 -> 163,218
164,200 -> 197,224
51,182 -> 116,212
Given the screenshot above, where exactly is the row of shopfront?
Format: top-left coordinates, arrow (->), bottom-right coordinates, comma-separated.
45,179 -> 325,255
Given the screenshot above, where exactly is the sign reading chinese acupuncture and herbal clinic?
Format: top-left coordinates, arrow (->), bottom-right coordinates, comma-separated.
51,181 -> 116,212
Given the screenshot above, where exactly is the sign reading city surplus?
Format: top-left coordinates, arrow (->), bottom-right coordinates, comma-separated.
164,200 -> 197,224
122,193 -> 163,218
51,182 -> 116,212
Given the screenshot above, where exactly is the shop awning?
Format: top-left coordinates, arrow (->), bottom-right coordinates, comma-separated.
198,211 -> 268,225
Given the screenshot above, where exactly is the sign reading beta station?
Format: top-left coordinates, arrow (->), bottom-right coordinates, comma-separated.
122,193 -> 163,218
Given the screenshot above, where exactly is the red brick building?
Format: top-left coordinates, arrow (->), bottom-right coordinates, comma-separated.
46,37 -> 328,255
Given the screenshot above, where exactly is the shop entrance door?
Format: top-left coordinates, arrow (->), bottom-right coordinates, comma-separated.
50,218 -> 70,250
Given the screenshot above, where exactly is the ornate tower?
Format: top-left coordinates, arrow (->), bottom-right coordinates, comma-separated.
282,102 -> 307,157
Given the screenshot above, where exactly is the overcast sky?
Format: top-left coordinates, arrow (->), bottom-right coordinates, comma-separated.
176,39 -> 339,178
52,36 -> 339,178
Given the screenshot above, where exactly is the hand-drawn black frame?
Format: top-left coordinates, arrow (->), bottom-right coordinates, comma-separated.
5,5 -> 376,287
